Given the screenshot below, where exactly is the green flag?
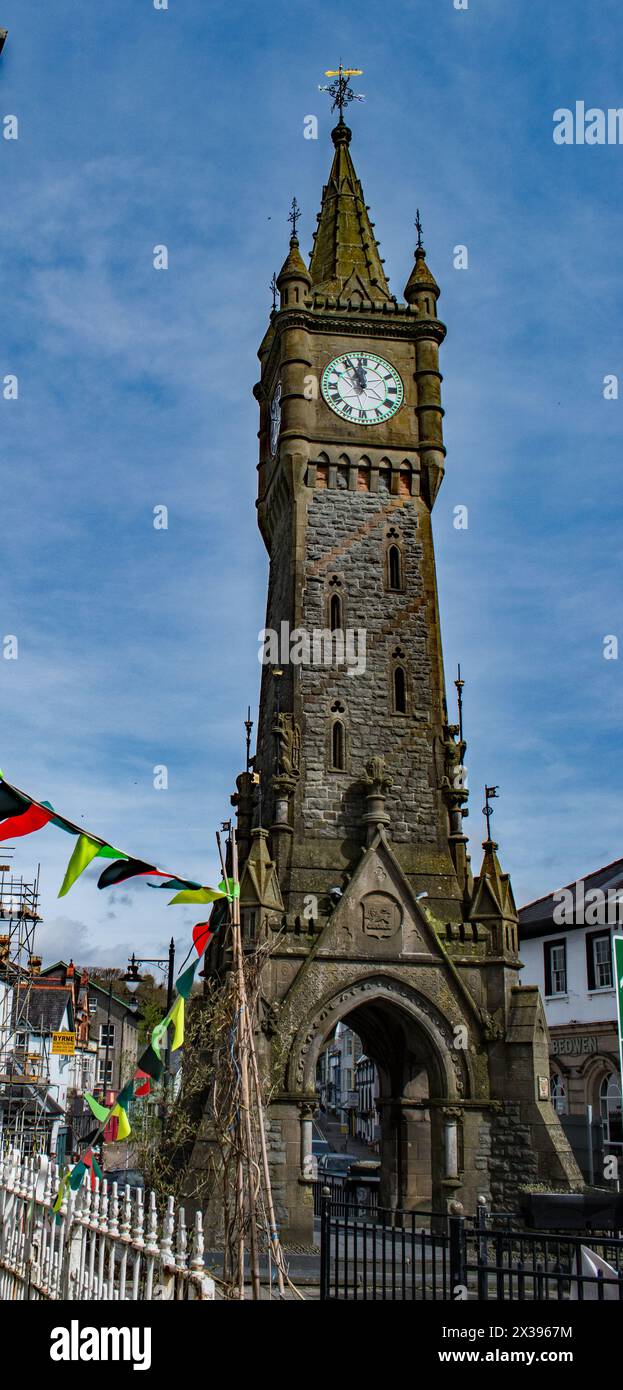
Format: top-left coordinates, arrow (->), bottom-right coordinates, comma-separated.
167,885 -> 226,907
58,835 -> 102,897
175,957 -> 199,1000
84,1091 -> 111,1124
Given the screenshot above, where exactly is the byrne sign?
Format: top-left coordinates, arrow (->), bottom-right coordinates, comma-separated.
52,1031 -> 75,1056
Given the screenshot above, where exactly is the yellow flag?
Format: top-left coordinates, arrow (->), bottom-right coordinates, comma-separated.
169,996 -> 184,1052
110,1104 -> 131,1141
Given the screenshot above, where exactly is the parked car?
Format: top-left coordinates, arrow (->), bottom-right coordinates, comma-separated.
103,1168 -> 145,1196
318,1152 -> 353,1182
345,1160 -> 380,1196
312,1137 -> 330,1158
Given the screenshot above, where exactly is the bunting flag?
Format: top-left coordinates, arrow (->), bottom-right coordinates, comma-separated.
0,803 -> 53,841
83,1091 -> 111,1124
69,1160 -> 87,1192
0,773 -> 222,910
219,877 -> 240,900
0,782 -> 30,820
148,878 -> 203,892
167,886 -> 226,907
192,921 -> 212,956
58,835 -> 103,897
134,1069 -> 151,1098
137,1043 -> 165,1082
175,957 -> 200,1000
169,995 -> 184,1051
97,858 -> 169,890
53,1172 -> 70,1215
109,1104 -> 131,1141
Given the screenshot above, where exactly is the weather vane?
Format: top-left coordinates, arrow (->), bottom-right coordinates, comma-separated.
288,196 -> 301,238
270,272 -> 278,310
319,64 -> 365,121
415,209 -> 424,249
482,785 -> 499,841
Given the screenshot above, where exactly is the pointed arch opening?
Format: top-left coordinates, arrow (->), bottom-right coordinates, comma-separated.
393,666 -> 407,715
331,720 -> 345,771
330,592 -> 342,633
388,545 -> 402,591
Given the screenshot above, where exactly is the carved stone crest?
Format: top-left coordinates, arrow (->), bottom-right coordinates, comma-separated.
361,892 -> 401,939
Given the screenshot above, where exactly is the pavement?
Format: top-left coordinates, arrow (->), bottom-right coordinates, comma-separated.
313,1110 -> 377,1161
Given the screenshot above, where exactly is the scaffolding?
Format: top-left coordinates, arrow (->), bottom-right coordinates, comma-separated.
0,863 -> 55,1152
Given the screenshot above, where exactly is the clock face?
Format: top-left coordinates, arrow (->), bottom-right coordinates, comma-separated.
321,352 -> 404,425
269,381 -> 281,457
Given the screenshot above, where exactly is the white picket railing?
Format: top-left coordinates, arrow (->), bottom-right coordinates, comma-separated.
0,1148 -> 215,1301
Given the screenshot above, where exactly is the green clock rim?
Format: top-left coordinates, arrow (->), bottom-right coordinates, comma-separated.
321,353 -> 404,423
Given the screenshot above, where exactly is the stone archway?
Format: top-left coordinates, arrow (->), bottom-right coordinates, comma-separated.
285,974 -> 471,1224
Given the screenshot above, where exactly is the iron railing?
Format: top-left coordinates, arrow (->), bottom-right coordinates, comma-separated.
319,1191 -> 623,1301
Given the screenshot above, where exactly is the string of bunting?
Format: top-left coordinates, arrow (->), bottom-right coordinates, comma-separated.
0,771 -> 241,1212
0,771 -> 228,906
52,888 -> 237,1213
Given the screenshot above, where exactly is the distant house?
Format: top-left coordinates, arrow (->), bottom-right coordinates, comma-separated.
519,858 -> 623,1178
40,963 -> 139,1098
4,966 -> 76,1159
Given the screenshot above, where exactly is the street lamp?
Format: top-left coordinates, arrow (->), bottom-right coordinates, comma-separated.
122,940 -> 176,1122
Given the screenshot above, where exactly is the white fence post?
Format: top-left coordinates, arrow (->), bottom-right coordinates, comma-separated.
0,1146 -> 215,1301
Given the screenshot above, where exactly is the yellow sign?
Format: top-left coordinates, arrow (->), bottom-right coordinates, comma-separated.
52,1031 -> 75,1056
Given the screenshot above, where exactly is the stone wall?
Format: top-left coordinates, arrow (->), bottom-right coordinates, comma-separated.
300,489 -> 437,843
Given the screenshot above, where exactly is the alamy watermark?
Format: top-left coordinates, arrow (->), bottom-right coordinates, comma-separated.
553,880 -> 623,926
259,622 -> 366,677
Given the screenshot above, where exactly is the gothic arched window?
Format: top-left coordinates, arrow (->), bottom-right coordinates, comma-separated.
388,545 -> 402,591
331,720 -> 345,770
330,592 -> 342,632
393,666 -> 407,715
600,1073 -> 623,1146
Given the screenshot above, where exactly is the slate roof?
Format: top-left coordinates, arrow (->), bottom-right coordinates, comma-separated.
519,856 -> 623,938
11,982 -> 72,1033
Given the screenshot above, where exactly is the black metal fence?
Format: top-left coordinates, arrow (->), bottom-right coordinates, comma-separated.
319,1192 -> 623,1301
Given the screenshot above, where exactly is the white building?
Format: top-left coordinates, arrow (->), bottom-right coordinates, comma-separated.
519,859 -> 622,1171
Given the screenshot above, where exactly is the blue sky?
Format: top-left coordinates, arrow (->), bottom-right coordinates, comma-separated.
0,0 -> 621,971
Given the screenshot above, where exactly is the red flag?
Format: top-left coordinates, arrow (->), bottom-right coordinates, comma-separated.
0,804 -> 53,841
192,921 -> 212,956
134,1069 -> 151,1098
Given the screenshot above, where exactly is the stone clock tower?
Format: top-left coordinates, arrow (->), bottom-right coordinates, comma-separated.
198,91 -> 582,1240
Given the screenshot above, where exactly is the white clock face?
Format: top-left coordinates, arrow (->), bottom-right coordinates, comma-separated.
321,352 -> 404,425
269,381 -> 281,457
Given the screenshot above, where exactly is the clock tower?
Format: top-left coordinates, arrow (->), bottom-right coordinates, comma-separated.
205,87 -> 583,1241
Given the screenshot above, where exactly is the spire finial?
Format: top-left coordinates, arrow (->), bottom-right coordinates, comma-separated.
319,64 -> 365,122
244,706 -> 253,773
482,785 -> 499,843
415,208 -> 424,250
455,663 -> 465,743
288,197 -> 301,239
270,272 -> 278,310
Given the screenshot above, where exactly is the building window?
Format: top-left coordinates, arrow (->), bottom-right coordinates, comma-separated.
330,592 -> 342,632
551,1073 -> 568,1115
586,930 -> 613,990
99,1023 -> 115,1048
544,939 -> 567,996
331,721 -> 345,771
600,1073 -> 623,1148
97,1058 -> 113,1085
388,545 -> 402,591
393,666 -> 407,715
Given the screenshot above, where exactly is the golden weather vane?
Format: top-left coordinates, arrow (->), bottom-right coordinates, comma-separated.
319,64 -> 365,121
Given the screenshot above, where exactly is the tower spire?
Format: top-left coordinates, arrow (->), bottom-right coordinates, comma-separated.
309,69 -> 390,300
